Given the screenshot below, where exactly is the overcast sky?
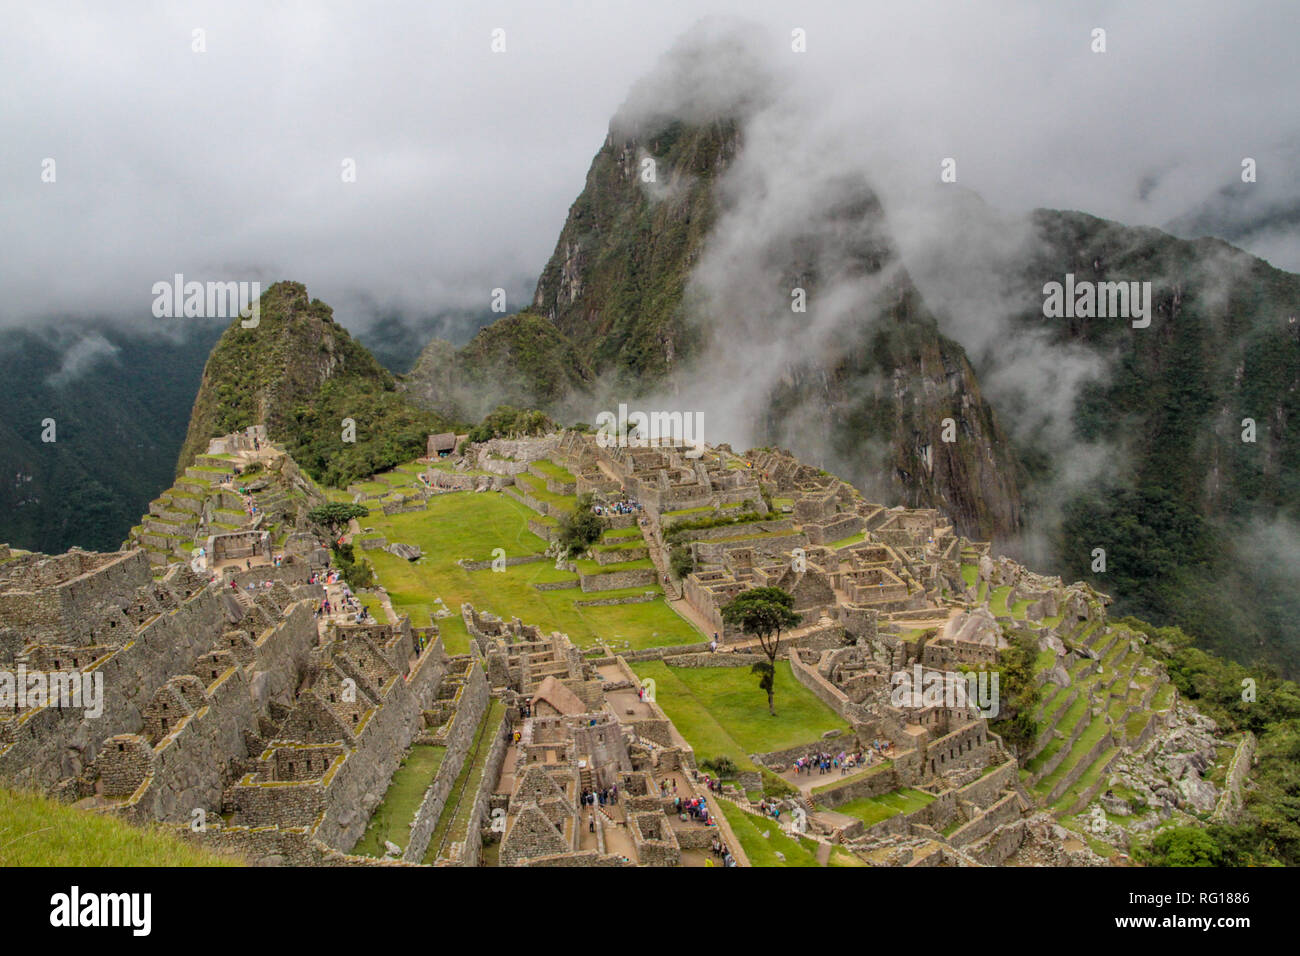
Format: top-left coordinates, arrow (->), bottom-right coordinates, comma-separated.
2,0 -> 1297,333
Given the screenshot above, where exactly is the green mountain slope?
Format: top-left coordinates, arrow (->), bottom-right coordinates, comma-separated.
0,323 -> 221,553
177,281 -> 456,488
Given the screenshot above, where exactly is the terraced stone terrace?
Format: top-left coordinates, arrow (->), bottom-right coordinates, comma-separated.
125,447 -> 327,573
833,787 -> 935,827
1019,619 -> 1178,823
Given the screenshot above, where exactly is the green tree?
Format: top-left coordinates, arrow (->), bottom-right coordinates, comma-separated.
331,541 -> 374,591
669,545 -> 695,579
556,493 -> 604,557
1141,827 -> 1224,867
988,630 -> 1040,753
308,503 -> 370,540
721,587 -> 802,716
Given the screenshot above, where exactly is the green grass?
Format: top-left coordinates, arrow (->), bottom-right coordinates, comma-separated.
1052,746 -> 1119,813
352,744 -> 446,857
530,460 -> 575,483
960,564 -> 978,587
0,788 -> 242,866
423,700 -> 503,863
362,486 -> 701,653
1151,682 -> 1175,710
514,473 -> 576,513
1034,718 -> 1109,799
630,660 -> 847,772
717,800 -> 822,867
831,788 -> 934,826
593,539 -> 648,553
826,532 -> 866,550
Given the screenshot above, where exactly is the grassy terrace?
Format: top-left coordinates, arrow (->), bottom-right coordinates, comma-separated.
593,538 -> 648,553
718,800 -> 864,867
423,699 -> 505,863
353,744 -> 446,857
513,473 -> 576,513
362,476 -> 701,654
572,557 -> 654,574
629,660 -> 847,775
1033,709 -> 1110,799
1051,745 -> 1120,813
0,788 -> 242,866
831,787 -> 934,826
529,460 -> 575,483
663,505 -> 714,518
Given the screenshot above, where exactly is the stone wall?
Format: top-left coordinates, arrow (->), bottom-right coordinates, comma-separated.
446,703 -> 511,867
810,763 -> 900,807
402,661 -> 490,862
660,652 -> 764,668
572,592 -> 658,608
1212,731 -> 1256,824
789,647 -> 861,723
105,664 -> 257,825
315,639 -> 451,850
0,549 -> 151,645
948,791 -> 1023,847
0,585 -> 228,788
458,554 -> 547,572
579,568 -> 657,592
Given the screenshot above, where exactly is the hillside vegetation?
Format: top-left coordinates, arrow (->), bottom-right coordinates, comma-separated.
177,281 -> 458,489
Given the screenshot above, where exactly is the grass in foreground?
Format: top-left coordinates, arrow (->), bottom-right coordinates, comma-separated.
0,788 -> 242,866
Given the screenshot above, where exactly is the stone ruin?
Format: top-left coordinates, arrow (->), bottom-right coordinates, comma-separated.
0,538 -> 458,866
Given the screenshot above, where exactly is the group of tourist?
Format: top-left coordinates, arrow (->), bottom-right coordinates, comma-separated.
698,774 -> 725,794
791,750 -> 868,776
592,500 -> 642,517
755,797 -> 783,821
657,778 -> 679,796
674,795 -> 710,824
229,578 -> 278,591
581,784 -> 618,808
708,837 -> 737,867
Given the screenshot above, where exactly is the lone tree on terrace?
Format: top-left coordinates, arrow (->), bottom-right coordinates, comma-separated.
720,586 -> 801,716
556,493 -> 604,558
308,502 -> 370,541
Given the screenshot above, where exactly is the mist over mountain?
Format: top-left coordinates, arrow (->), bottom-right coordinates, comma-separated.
2,8 -> 1297,680
0,321 -> 222,552
403,23 -> 1299,676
